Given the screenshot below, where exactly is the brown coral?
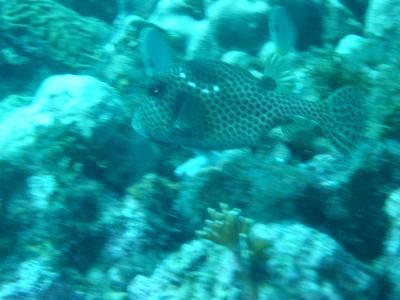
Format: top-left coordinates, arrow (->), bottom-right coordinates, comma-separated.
1,0 -> 110,69
198,203 -> 273,300
198,203 -> 271,272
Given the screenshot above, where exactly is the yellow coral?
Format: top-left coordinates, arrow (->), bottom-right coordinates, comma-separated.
198,204 -> 273,300
197,203 -> 254,250
198,203 -> 270,268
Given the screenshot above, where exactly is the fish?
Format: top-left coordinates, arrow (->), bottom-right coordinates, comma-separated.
132,59 -> 365,153
269,5 -> 297,54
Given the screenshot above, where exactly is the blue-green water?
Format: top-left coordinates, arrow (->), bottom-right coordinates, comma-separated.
0,0 -> 399,299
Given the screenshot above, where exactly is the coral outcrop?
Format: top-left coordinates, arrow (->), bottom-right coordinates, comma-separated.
1,0 -> 110,69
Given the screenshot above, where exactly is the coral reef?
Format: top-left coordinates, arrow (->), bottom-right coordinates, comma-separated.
175,149 -> 313,228
197,204 -> 259,263
379,189 -> 400,300
127,174 -> 187,249
175,139 -> 400,265
365,0 -> 400,48
1,0 -> 400,299
128,205 -> 382,299
127,240 -> 242,300
0,74 -> 160,190
0,0 -> 113,97
207,0 -> 270,51
1,0 -> 110,69
269,0 -> 361,49
0,259 -> 60,299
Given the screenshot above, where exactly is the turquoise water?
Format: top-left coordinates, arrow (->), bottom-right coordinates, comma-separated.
0,0 -> 399,299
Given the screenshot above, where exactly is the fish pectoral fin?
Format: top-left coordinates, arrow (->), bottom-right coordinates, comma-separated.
280,117 -> 318,141
258,118 -> 317,146
173,93 -> 204,137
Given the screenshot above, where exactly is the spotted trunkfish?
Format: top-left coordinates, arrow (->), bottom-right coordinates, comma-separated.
132,59 -> 365,153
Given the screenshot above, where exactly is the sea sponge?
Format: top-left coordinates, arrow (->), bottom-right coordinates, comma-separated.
1,0 -> 110,69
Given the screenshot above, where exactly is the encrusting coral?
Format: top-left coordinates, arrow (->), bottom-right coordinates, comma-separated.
1,0 -> 110,69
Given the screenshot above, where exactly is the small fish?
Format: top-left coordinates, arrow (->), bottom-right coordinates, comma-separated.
269,5 -> 297,53
132,59 -> 365,153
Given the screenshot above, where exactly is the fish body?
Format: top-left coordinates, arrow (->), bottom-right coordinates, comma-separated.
132,59 -> 365,152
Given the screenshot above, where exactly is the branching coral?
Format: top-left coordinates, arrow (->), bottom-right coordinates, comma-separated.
198,203 -> 271,270
198,203 -> 272,299
197,203 -> 254,252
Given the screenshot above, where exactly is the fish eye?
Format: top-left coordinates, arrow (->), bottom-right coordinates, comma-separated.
147,81 -> 165,97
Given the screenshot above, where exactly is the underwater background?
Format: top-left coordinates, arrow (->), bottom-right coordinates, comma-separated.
0,0 -> 400,299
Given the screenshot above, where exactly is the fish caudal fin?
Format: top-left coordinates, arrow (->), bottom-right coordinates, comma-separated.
318,86 -> 366,153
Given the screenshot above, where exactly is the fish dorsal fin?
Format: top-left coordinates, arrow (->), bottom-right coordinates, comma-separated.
140,27 -> 172,76
173,93 -> 204,137
261,75 -> 278,91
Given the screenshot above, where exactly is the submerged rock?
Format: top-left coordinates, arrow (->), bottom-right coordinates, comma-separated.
0,74 -> 159,189
365,0 -> 400,48
127,240 -> 242,300
1,0 -> 110,69
335,34 -> 383,65
379,189 -> 400,300
268,0 -> 361,49
0,259 -> 59,299
127,222 -> 381,299
207,0 -> 270,51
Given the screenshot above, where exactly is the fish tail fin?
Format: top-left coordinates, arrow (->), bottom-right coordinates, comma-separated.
318,86 -> 366,153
